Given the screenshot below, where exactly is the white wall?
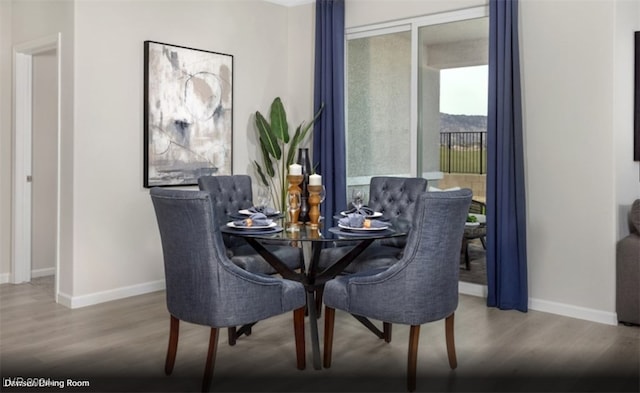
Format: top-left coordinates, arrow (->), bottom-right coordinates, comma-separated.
519,0 -> 637,322
3,0 -> 638,323
347,0 -> 639,324
286,3 -> 316,155
70,0 -> 305,302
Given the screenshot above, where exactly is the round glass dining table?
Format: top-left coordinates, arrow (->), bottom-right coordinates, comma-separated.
221,217 -> 410,370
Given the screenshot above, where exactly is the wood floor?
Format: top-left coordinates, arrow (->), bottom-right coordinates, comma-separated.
1,277 -> 638,392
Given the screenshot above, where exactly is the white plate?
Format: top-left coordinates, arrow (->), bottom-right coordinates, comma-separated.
338,223 -> 388,232
226,221 -> 277,230
340,211 -> 383,218
465,222 -> 480,228
238,209 -> 281,216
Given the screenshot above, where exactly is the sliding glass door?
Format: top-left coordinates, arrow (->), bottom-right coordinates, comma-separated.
346,8 -> 489,197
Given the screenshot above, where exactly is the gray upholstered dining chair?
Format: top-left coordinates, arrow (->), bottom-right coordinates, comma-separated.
150,188 -> 306,392
314,176 -> 428,315
198,175 -> 304,345
319,176 -> 428,274
322,189 -> 472,392
198,175 -> 303,275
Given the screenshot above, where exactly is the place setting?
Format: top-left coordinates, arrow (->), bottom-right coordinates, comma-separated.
330,190 -> 393,236
229,188 -> 284,220
225,212 -> 283,234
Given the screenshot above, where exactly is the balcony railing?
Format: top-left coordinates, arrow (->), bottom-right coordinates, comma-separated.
440,131 -> 487,174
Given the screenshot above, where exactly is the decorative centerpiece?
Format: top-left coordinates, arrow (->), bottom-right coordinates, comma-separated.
307,173 -> 323,229
297,148 -> 312,222
286,164 -> 304,232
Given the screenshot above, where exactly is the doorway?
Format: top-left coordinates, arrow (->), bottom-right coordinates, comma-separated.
12,33 -> 61,301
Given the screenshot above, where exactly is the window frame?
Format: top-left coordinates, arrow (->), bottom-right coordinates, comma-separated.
345,6 -> 489,188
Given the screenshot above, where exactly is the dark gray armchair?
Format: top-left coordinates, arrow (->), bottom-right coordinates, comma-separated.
150,188 -> 306,392
198,175 -> 303,275
322,189 -> 472,392
319,176 -> 428,274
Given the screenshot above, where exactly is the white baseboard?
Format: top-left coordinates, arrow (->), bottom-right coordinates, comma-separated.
58,280 -> 166,309
0,268 -> 54,284
32,267 -> 55,278
458,283 -> 617,326
528,297 -> 618,326
52,278 -> 617,326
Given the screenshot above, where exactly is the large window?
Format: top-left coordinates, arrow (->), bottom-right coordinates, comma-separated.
346,8 -> 488,199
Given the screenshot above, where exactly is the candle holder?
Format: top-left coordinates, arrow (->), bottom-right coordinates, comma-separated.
307,184 -> 323,229
286,174 -> 304,232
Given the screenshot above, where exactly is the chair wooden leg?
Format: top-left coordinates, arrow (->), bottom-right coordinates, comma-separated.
407,325 -> 420,392
383,322 -> 392,343
293,307 -> 306,370
165,315 -> 179,375
201,328 -> 219,392
323,306 -> 335,368
445,313 -> 457,369
227,327 -> 236,346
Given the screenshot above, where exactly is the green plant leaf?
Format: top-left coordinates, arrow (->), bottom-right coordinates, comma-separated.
253,161 -> 269,187
255,111 -> 281,160
286,124 -> 303,166
270,97 -> 289,144
285,103 -> 325,166
258,138 -> 275,177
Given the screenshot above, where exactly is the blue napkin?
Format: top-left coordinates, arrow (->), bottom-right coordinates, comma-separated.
343,206 -> 375,216
233,213 -> 271,227
338,214 -> 387,229
248,206 -> 278,215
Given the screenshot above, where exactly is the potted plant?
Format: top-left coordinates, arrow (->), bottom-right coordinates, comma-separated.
254,97 -> 324,213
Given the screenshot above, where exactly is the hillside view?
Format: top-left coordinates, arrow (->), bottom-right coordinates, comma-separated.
440,113 -> 487,133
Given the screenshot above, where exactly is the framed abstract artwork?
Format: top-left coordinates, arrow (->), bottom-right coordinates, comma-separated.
144,41 -> 233,187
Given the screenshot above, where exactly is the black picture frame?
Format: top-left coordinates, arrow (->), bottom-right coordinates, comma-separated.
143,41 -> 233,188
635,31 -> 639,161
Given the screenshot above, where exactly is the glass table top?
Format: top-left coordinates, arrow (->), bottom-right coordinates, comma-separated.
221,216 -> 411,243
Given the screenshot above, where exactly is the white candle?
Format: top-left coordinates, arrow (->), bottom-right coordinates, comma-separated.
309,173 -> 322,186
289,164 -> 302,175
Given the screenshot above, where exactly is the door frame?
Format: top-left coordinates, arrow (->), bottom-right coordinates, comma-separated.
12,33 -> 62,301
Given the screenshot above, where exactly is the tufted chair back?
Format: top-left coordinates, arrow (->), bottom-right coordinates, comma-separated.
367,176 -> 428,220
198,175 -> 254,226
367,176 -> 427,248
